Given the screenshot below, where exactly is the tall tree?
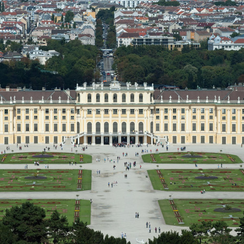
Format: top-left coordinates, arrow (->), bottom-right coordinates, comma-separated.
2,202 -> 47,243
47,210 -> 71,244
236,211 -> 244,243
65,11 -> 74,23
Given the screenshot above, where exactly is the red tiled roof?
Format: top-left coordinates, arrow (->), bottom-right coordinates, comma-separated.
234,39 -> 244,43
118,32 -> 140,38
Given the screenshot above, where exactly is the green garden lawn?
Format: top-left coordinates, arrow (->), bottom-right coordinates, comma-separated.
0,152 -> 92,164
142,152 -> 242,164
0,169 -> 91,191
159,199 -> 244,227
0,199 -> 90,224
148,169 -> 244,191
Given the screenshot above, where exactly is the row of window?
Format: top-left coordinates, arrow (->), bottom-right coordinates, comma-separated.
87,93 -> 144,103
154,108 -> 244,114
4,124 -> 75,133
12,108 -> 78,115
154,123 -> 243,132
3,108 -> 244,117
3,135 -> 243,145
4,122 -> 244,133
156,115 -> 244,121
15,116 -> 75,120
171,136 -> 242,145
87,122 -> 144,134
87,109 -> 144,115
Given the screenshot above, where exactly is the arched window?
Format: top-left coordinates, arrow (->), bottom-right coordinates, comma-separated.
87,94 -> 91,103
113,122 -> 118,133
113,94 -> 117,102
122,93 -> 126,103
104,93 -> 108,102
96,122 -> 100,133
122,122 -> 126,133
87,122 -> 92,133
104,122 -> 109,133
96,94 -> 100,103
150,93 -> 153,102
78,94 -> 80,102
139,93 -> 143,103
150,121 -> 153,133
130,122 -> 135,133
139,122 -> 143,133
130,94 -> 134,102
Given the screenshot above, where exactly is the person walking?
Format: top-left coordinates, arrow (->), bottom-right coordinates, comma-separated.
146,222 -> 148,228
155,227 -> 157,233
158,227 -> 161,233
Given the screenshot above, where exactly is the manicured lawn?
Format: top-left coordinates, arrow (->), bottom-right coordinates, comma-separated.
159,199 -> 244,227
148,169 -> 244,191
0,199 -> 91,224
0,152 -> 92,164
0,169 -> 91,191
142,152 -> 242,164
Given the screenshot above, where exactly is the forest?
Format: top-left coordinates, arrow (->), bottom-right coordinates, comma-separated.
1,37 -> 244,90
0,39 -> 100,90
113,45 -> 244,89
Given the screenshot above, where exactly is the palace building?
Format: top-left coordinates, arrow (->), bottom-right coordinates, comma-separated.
0,81 -> 244,146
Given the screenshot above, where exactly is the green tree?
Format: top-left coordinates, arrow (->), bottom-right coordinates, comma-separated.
173,33 -> 182,41
47,210 -> 71,244
236,211 -> 244,243
190,221 -> 212,244
73,22 -> 76,28
210,221 -> 233,244
1,2 -> 4,12
2,202 -> 47,243
230,31 -> 240,38
51,14 -> 54,21
156,0 -> 180,6
215,0 -> 237,5
65,10 -> 74,23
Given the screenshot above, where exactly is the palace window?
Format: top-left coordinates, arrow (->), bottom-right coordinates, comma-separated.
139,93 -> 143,102
96,94 -> 100,103
87,94 -> 92,102
122,94 -> 126,103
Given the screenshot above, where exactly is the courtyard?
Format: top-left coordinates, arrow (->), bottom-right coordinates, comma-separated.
0,144 -> 244,244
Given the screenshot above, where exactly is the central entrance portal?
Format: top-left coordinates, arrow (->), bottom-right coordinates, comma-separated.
95,136 -> 101,144
104,136 -> 109,145
112,136 -> 118,144
121,136 -> 127,143
130,136 -> 135,144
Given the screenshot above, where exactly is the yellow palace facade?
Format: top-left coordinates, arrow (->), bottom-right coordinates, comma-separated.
0,81 -> 244,146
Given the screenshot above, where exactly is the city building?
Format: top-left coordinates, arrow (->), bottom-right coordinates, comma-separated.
0,81 -> 244,146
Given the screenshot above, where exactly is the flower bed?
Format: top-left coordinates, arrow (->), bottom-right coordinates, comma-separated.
1,155 -> 7,162
156,170 -> 168,189
32,155 -> 54,158
227,155 -> 235,162
80,155 -> 83,162
169,200 -> 184,223
150,154 -> 156,162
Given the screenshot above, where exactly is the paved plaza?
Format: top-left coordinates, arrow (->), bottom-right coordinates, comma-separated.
0,143 -> 244,244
